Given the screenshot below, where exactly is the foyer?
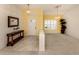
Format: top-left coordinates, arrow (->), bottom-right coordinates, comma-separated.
0,4 -> 79,55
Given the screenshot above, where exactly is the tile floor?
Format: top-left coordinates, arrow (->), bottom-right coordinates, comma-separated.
0,34 -> 79,54
1,36 -> 39,52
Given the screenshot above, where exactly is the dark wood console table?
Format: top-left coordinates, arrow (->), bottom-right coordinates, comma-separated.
7,30 -> 24,46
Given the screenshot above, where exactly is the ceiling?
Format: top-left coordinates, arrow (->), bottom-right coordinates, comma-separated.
19,4 -> 79,15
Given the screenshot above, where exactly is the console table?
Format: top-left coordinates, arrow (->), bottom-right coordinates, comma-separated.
7,30 -> 24,46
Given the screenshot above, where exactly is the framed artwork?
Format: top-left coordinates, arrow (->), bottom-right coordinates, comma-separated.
8,16 -> 19,27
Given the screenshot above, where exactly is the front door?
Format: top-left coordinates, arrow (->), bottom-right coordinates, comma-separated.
28,19 -> 36,35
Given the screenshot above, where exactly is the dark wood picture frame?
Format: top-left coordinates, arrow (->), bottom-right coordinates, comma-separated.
8,16 -> 19,27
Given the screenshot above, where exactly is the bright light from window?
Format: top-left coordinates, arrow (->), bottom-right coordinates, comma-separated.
44,20 -> 57,30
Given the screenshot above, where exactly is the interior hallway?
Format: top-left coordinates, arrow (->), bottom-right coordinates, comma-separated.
0,34 -> 79,54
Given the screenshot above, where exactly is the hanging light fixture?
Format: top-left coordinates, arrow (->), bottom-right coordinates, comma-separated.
26,4 -> 30,14
55,5 -> 61,19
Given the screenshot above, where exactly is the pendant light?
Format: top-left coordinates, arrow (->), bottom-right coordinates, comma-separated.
26,4 -> 30,14
55,5 -> 61,19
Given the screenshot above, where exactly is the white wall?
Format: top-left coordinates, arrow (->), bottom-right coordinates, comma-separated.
0,5 -> 22,49
63,5 -> 79,39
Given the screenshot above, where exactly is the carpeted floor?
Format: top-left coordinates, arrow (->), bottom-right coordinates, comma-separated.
45,34 -> 79,54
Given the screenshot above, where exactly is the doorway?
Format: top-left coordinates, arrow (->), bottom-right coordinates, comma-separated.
28,19 -> 36,35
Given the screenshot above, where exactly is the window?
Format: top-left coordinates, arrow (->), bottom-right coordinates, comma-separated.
44,20 -> 57,30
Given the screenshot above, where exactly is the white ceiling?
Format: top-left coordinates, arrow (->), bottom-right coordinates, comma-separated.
19,4 -> 79,15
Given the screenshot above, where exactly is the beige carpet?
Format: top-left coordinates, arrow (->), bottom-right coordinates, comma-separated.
45,34 -> 79,52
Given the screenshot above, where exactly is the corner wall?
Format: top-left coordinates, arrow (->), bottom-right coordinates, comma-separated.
63,5 -> 79,39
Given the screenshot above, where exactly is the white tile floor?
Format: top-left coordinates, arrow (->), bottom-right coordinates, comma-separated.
0,34 -> 79,54
1,36 -> 39,52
